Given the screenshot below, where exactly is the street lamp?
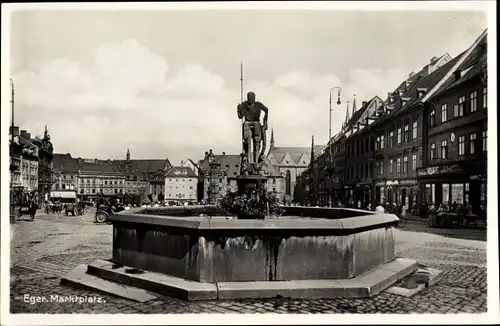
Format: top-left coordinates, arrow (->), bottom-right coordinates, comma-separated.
10,78 -> 16,223
328,87 -> 342,207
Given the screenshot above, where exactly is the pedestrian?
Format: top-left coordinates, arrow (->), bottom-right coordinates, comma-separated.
375,202 -> 385,214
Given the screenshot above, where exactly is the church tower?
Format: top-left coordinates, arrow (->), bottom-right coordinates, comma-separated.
126,148 -> 130,161
344,100 -> 350,127
270,128 -> 275,150
351,94 -> 357,118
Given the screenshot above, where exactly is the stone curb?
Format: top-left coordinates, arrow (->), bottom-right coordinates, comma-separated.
63,258 -> 418,301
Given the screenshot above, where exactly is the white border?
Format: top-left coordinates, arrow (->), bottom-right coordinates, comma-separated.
1,2 -> 498,325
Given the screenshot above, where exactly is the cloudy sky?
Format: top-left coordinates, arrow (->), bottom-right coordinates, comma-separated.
9,7 -> 487,164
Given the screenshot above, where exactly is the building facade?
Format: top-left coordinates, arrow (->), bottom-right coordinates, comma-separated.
293,29 -> 487,210
418,30 -> 487,214
198,150 -> 285,203
164,166 -> 198,202
267,129 -> 323,202
33,126 -> 54,200
51,151 -> 170,204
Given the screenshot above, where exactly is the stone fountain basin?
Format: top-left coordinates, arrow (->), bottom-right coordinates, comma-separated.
109,205 -> 399,283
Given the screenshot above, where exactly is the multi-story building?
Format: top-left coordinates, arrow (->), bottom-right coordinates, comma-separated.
33,126 -> 54,201
198,150 -> 285,203
51,150 -> 171,204
419,30 -> 487,213
17,129 -> 40,193
267,129 -> 324,202
294,29 -> 487,210
342,96 -> 385,207
164,166 -> 198,202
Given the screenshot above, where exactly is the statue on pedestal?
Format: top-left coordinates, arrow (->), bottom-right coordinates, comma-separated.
237,91 -> 269,175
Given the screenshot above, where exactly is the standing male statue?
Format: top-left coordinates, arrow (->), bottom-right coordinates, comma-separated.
237,91 -> 269,165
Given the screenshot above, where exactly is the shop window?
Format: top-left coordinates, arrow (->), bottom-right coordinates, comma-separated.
451,184 -> 464,204
470,133 -> 477,154
458,136 -> 466,156
442,184 -> 450,205
441,104 -> 448,123
470,91 -> 478,113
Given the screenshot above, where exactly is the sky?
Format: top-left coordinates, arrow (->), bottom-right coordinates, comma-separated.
8,7 -> 487,165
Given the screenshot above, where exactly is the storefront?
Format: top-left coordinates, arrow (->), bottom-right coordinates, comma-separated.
417,160 -> 486,215
344,183 -> 371,208
374,180 -> 387,207
384,179 -> 419,209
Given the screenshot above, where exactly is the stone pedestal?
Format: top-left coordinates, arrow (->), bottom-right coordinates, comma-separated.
235,175 -> 268,219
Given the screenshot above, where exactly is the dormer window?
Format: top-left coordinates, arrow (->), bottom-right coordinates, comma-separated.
417,88 -> 427,98
398,89 -> 404,96
400,97 -> 410,107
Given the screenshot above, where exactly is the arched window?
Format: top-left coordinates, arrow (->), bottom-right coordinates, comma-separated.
285,170 -> 292,195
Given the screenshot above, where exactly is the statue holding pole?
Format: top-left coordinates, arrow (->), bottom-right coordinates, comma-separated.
237,91 -> 269,174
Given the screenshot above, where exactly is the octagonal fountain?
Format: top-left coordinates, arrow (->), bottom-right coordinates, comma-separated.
61,91 -> 417,301
62,204 -> 417,301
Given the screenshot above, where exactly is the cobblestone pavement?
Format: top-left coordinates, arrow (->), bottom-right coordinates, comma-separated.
9,211 -> 489,314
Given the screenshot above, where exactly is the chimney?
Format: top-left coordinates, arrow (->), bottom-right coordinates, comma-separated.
362,101 -> 367,107
180,160 -> 184,165
430,56 -> 439,64
222,152 -> 226,155
409,72 -> 415,79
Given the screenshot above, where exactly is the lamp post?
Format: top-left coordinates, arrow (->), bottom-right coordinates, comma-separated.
328,87 -> 342,207
10,78 -> 16,223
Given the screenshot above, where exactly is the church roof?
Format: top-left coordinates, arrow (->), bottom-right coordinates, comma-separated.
268,146 -> 323,165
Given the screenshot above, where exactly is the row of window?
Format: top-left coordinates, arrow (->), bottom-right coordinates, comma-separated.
166,178 -> 194,182
167,185 -> 194,190
430,131 -> 487,159
348,121 -> 421,156
429,88 -> 487,127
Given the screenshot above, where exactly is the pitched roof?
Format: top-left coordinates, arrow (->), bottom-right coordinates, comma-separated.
114,159 -> 171,174
53,153 -> 79,173
165,166 -> 197,178
269,146 -> 323,165
199,154 -> 241,177
53,153 -> 172,176
431,31 -> 487,98
368,53 -> 463,129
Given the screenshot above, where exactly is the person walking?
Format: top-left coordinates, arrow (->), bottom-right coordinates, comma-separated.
375,202 -> 385,214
